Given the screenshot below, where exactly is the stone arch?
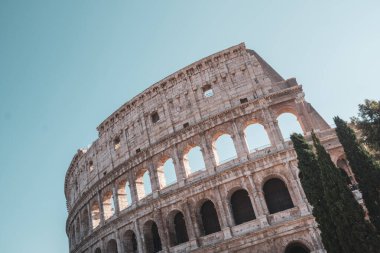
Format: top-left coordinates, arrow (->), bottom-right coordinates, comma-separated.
212,133 -> 237,165
229,188 -> 256,225
94,248 -> 101,253
143,220 -> 162,253
244,123 -> 271,152
106,239 -> 118,253
198,199 -> 221,235
336,156 -> 354,185
117,178 -> 132,210
81,208 -> 90,237
183,145 -> 205,174
157,157 -> 177,188
167,210 -> 189,246
123,230 -> 138,253
135,168 -> 152,199
263,177 -> 294,214
91,201 -> 101,229
277,112 -> 304,140
284,241 -> 311,253
102,190 -> 115,220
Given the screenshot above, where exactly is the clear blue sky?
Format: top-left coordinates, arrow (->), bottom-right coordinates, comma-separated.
0,1 -> 379,252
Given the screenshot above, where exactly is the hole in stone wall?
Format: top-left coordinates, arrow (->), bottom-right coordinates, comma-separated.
240,98 -> 248,104
202,84 -> 214,97
213,134 -> 237,165
151,111 -> 160,124
114,136 -> 121,150
244,123 -> 271,152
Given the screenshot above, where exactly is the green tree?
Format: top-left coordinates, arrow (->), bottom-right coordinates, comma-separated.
312,132 -> 380,253
291,133 -> 342,253
352,99 -> 380,159
334,116 -> 380,232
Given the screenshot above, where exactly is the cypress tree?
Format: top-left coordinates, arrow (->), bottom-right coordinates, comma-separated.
312,132 -> 380,253
334,116 -> 380,232
291,133 -> 342,253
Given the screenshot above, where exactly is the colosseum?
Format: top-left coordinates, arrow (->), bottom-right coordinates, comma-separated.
65,43 -> 353,253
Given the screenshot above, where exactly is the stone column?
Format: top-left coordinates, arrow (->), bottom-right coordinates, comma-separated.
249,174 -> 270,228
231,120 -> 249,161
87,203 -> 93,234
148,161 -> 161,197
134,220 -> 144,253
154,210 -> 170,253
112,183 -> 120,216
182,201 -> 199,248
214,187 -> 232,239
200,133 -> 217,173
172,146 -> 188,186
97,191 -> 105,226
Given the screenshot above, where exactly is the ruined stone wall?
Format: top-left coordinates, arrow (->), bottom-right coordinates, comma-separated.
64,43 -> 347,253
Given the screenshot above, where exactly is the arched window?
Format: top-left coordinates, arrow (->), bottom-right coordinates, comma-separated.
230,189 -> 256,225
184,146 -> 205,173
123,230 -> 138,253
144,221 -> 162,253
337,158 -> 352,185
162,158 -> 177,187
136,169 -> 152,200
277,113 -> 303,140
263,178 -> 294,214
244,123 -> 271,152
118,180 -> 132,210
285,242 -> 311,253
106,239 -> 118,253
169,211 -> 189,246
94,248 -> 101,253
81,209 -> 90,236
213,134 -> 237,165
200,200 -> 221,235
102,191 -> 115,220
91,202 -> 100,229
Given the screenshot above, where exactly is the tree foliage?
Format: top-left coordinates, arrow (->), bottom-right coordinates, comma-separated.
351,99 -> 380,159
312,132 -> 380,253
291,133 -> 342,253
334,116 -> 380,233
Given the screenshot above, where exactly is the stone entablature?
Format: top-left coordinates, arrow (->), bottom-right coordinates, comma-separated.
64,43 -> 348,253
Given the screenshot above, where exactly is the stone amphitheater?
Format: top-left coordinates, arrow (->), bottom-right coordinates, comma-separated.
64,43 -> 354,253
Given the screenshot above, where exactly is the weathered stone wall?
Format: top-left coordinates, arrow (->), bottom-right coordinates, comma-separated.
64,43 -> 347,253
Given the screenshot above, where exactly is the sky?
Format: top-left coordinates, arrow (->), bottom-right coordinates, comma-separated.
0,1 -> 380,252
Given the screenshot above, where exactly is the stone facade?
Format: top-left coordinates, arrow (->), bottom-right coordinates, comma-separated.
64,43 -> 351,253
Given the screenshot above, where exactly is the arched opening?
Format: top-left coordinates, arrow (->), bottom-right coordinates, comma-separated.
230,189 -> 256,225
244,123 -> 271,152
91,202 -> 100,229
102,191 -> 115,220
81,209 -> 90,236
285,242 -> 310,253
136,169 -> 152,200
160,158 -> 177,187
184,146 -> 205,174
144,221 -> 162,253
106,239 -> 118,253
200,200 -> 221,235
263,178 -> 294,214
337,158 -> 353,185
123,230 -> 138,253
213,134 -> 237,165
118,180 -> 132,210
169,211 -> 189,246
94,248 -> 101,253
277,113 -> 303,140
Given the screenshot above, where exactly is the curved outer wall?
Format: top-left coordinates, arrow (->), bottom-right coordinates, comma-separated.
64,43 -> 348,253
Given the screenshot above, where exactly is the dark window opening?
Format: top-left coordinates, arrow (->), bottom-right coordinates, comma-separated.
200,200 -> 221,235
114,136 -> 121,150
123,230 -> 138,253
231,189 -> 256,225
151,112 -> 160,124
106,239 -> 118,253
263,178 -> 294,214
202,84 -> 214,97
240,98 -> 248,104
173,212 -> 189,245
136,148 -> 141,154
285,243 -> 310,253
183,122 -> 189,128
89,161 -> 94,171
